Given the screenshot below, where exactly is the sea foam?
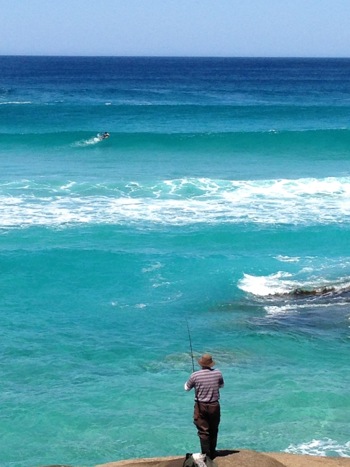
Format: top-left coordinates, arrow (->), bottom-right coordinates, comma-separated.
2,176 -> 350,228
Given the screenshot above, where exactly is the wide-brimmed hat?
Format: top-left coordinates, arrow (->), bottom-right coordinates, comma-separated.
198,354 -> 215,367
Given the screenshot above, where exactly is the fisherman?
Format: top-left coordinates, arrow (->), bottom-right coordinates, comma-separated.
185,354 -> 224,459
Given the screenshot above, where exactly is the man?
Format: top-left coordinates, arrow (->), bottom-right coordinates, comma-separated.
185,354 -> 224,459
98,132 -> 110,140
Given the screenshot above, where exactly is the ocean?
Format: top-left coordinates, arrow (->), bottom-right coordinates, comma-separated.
0,56 -> 349,467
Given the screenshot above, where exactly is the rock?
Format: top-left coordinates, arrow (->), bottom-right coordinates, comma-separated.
94,449 -> 350,467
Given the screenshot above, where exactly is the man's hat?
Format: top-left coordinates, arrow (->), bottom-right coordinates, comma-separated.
198,353 -> 215,367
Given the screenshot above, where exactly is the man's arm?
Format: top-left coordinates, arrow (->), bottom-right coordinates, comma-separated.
184,374 -> 195,391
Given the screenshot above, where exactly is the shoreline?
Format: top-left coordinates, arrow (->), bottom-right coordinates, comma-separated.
93,450 -> 350,467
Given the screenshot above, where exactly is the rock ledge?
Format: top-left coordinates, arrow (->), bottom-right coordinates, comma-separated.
94,449 -> 350,467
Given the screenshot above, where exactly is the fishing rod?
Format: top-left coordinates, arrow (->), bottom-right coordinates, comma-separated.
186,319 -> 195,373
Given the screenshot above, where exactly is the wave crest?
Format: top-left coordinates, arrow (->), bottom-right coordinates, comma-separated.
238,272 -> 350,300
2,176 -> 350,228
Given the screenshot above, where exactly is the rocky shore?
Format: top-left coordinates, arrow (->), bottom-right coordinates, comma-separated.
43,449 -> 350,467
93,450 -> 350,467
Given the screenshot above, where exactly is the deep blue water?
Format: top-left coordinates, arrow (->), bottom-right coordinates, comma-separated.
0,56 -> 349,467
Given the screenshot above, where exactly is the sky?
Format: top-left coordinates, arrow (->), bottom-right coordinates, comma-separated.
1,0 -> 350,57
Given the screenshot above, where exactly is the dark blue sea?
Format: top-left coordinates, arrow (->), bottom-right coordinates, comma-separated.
0,56 -> 349,467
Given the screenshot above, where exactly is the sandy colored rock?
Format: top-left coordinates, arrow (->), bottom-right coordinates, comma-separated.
269,452 -> 350,467
94,449 -> 350,467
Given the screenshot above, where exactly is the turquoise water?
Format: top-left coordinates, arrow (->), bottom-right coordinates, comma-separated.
0,57 -> 349,467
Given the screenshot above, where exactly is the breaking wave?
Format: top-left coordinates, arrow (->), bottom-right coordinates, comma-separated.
239,272 -> 350,297
1,175 -> 350,229
285,438 -> 350,457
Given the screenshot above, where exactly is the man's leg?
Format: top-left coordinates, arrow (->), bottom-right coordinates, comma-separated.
208,403 -> 221,458
193,403 -> 211,456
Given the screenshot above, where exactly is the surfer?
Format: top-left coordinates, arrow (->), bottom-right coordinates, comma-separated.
98,132 -> 110,140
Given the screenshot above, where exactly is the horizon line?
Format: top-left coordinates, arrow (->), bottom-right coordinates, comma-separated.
1,54 -> 350,60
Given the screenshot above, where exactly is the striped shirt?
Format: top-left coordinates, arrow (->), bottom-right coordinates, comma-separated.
185,368 -> 224,403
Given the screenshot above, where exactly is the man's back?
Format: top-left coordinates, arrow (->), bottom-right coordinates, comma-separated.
185,368 -> 224,403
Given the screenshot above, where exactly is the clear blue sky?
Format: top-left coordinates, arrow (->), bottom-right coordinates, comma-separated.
1,0 -> 350,57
